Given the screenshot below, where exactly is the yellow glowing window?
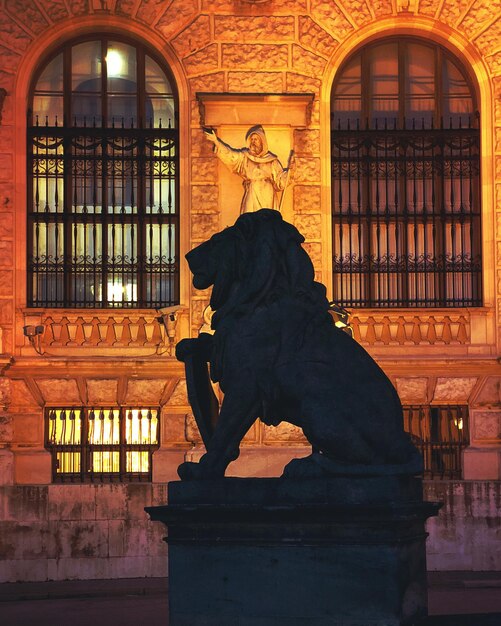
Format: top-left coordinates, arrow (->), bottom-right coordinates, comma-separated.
45,407 -> 159,482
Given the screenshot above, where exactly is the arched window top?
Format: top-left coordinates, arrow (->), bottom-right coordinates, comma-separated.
331,38 -> 477,130
31,37 -> 176,129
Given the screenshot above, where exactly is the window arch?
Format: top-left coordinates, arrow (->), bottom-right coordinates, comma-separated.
330,39 -> 481,308
28,37 -> 179,308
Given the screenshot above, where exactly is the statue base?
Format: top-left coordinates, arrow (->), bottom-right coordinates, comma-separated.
146,476 -> 441,626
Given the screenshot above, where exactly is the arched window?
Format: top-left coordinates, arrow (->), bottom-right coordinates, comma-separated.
28,38 -> 179,308
331,39 -> 481,308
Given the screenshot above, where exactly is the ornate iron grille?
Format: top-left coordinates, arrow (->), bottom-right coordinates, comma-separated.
28,120 -> 179,308
403,405 -> 469,479
331,119 -> 481,307
45,406 -> 160,483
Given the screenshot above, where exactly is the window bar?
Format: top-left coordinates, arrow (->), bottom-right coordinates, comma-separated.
92,120 -> 99,307
449,121 -> 457,305
384,120 -> 391,304
439,117 -> 447,305
375,120 -> 382,304
422,125 -> 429,304
459,124 -> 466,303
412,119 -> 419,305
393,119 -> 400,305
336,120 -> 344,303
355,121 -> 363,307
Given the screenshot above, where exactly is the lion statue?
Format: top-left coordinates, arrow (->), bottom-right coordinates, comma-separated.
176,209 -> 422,480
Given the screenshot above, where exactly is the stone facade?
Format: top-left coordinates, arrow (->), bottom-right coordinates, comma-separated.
0,0 -> 500,580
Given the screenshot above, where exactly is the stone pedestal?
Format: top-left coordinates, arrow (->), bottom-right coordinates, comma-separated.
146,476 -> 440,626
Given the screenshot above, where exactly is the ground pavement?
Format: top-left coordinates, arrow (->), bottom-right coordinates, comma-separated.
0,572 -> 500,625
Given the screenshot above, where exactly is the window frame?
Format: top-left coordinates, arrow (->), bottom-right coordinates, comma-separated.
45,406 -> 161,483
330,38 -> 482,309
27,35 -> 180,309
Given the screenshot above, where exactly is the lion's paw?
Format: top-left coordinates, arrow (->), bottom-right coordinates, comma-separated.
177,461 -> 205,481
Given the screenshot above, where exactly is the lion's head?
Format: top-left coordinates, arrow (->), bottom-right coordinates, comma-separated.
186,209 -> 328,326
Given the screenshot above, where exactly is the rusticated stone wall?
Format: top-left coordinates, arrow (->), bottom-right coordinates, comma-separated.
0,0 -> 501,580
0,484 -> 168,582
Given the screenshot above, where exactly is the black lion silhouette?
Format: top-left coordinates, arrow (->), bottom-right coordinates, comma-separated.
176,209 -> 422,480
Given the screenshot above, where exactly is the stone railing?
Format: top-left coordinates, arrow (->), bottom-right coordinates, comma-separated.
21,309 -> 188,357
350,312 -> 470,346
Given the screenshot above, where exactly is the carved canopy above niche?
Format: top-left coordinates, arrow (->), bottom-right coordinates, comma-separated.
196,93 -> 314,127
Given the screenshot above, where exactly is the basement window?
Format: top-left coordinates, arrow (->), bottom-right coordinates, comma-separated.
403,405 -> 469,479
45,407 -> 160,482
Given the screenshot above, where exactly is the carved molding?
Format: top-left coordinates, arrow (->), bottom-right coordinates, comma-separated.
197,92 -> 315,127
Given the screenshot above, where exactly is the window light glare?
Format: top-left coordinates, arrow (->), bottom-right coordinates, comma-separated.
106,49 -> 124,77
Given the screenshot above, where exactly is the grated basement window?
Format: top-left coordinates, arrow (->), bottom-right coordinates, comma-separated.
403,405 -> 469,479
45,407 -> 160,482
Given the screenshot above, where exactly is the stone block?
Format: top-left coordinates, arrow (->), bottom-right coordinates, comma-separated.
0,558 -> 48,583
292,44 -> 327,76
52,556 -> 110,580
473,376 -> 501,406
0,520 -> 47,559
310,0 -> 353,40
125,483 -> 154,519
43,0 -> 69,22
35,378 -> 81,405
395,377 -> 429,403
172,15 -> 211,58
0,239 -> 13,267
293,157 -> 320,183
0,412 -> 13,442
286,72 -> 321,94
227,71 -> 283,93
0,448 -> 13,483
0,44 -> 20,73
10,379 -> 40,409
0,270 -> 12,295
294,213 -> 322,240
0,154 -> 14,181
463,448 -> 501,480
155,0 -> 198,39
116,0 -> 135,16
432,377 -> 477,402
461,1 -> 498,38
222,44 -> 288,70
214,16 -> 294,42
0,11 -> 32,52
137,0 -> 170,24
293,185 -> 321,212
485,53 -> 501,76
371,0 -> 393,16
191,156 -> 218,182
189,72 -> 225,93
162,409 -> 186,444
14,451 -> 51,485
184,44 -> 219,76
125,378 -> 167,404
191,212 -> 220,239
1,485 -> 48,520
48,484 -> 96,521
95,483 -> 127,520
108,519 -> 154,557
191,129 -> 216,156
169,380 -> 188,406
293,128 -> 320,155
191,184 -> 218,211
472,410 -> 501,441
298,15 -> 337,57
152,449 -> 188,483
0,298 -> 13,324
0,211 -> 13,238
85,378 -> 118,404
47,520 -> 109,559
13,413 -> 43,445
